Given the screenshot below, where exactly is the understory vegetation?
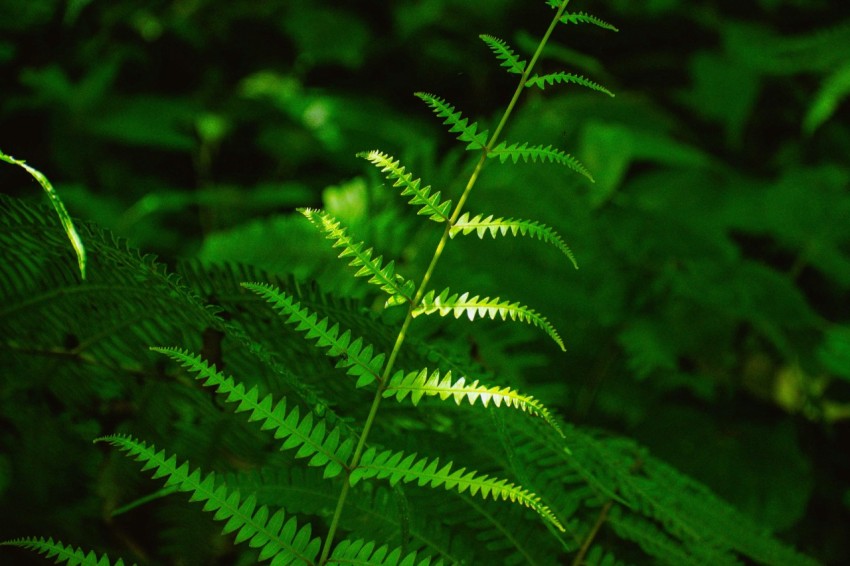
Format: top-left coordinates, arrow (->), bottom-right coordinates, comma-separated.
1,0 -> 849,564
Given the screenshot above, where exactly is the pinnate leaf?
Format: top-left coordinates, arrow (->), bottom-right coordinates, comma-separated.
413,287 -> 566,351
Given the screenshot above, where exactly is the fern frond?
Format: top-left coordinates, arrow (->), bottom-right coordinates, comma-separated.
241,282 -> 386,388
358,151 -> 452,223
561,12 -> 619,32
0,537 -> 128,566
414,93 -> 489,150
350,448 -> 565,532
95,434 -> 322,565
328,539 -> 441,566
413,288 -> 566,351
299,208 -> 415,307
487,141 -> 594,182
450,212 -> 577,268
544,3 -> 619,32
479,35 -> 526,75
384,369 -> 563,436
151,347 -> 354,478
525,72 -> 614,96
384,368 -> 564,436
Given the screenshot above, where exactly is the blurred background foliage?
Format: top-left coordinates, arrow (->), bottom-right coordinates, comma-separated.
1,0 -> 849,563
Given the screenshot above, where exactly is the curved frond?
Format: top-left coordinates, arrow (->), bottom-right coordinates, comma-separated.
487,141 -> 594,182
544,3 -> 619,32
479,35 -> 526,75
384,367 -> 564,436
0,149 -> 87,279
95,435 -> 322,565
0,537 -> 128,566
151,347 -> 354,478
241,282 -> 386,388
413,288 -> 566,351
561,11 -> 619,32
414,93 -> 489,150
358,151 -> 452,223
525,72 -> 614,96
450,212 -> 577,268
299,208 -> 415,307
350,448 -> 565,532
328,539 -> 441,566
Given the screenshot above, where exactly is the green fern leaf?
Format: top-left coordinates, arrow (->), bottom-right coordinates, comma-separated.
479,35 -> 527,75
0,537 -> 129,566
95,434 -> 322,565
384,367 -> 564,436
359,150 -> 452,223
487,141 -> 594,182
241,282 -> 386,388
414,93 -> 489,150
525,72 -> 614,96
151,347 -> 354,478
328,539 -> 441,566
450,212 -> 578,268
299,208 -> 415,307
350,448 -> 565,532
544,3 -> 619,32
561,11 -> 619,32
413,288 -> 566,351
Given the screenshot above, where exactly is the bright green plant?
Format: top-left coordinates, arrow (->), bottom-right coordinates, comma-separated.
0,1 -> 822,565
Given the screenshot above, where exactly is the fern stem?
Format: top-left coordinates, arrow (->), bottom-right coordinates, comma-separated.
319,311 -> 415,563
320,479 -> 351,564
452,0 -> 571,220
572,499 -> 613,566
319,4 -> 573,561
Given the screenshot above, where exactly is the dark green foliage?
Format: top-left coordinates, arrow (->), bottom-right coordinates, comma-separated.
97,435 -> 324,565
1,0 -> 848,565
